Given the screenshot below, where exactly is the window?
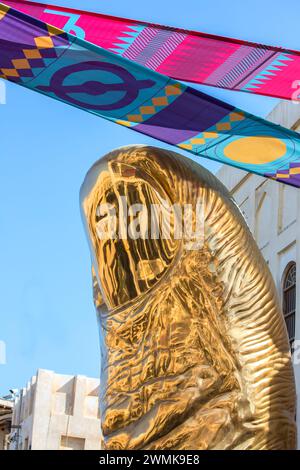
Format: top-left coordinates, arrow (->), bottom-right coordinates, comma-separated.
60,435 -> 85,450
283,263 -> 296,351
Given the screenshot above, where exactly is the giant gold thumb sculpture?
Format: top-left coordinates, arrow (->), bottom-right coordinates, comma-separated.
80,145 -> 296,450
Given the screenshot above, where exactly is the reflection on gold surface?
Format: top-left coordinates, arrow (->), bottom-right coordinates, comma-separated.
80,146 -> 296,450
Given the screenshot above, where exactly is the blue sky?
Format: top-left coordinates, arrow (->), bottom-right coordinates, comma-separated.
0,0 -> 299,395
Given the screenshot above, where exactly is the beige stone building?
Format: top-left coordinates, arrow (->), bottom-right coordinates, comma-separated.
217,100 -> 300,447
0,398 -> 13,450
9,369 -> 101,450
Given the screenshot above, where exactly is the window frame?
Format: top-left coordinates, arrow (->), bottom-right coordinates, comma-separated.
282,262 -> 296,352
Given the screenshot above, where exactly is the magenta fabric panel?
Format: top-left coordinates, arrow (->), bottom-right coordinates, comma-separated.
4,0 -> 300,101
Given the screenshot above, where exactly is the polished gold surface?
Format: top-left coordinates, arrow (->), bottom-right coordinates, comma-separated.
80,145 -> 296,450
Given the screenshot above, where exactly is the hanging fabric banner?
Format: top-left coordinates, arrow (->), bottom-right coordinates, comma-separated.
1,3 -> 300,188
4,0 -> 300,101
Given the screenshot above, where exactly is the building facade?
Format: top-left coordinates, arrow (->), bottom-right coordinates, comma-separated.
9,369 -> 101,450
0,398 -> 13,450
217,100 -> 300,447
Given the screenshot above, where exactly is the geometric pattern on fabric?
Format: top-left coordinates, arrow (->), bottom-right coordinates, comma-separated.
242,53 -> 294,93
265,162 -> 300,188
1,2 -> 300,188
125,82 -> 184,123
3,0 -> 300,101
178,111 -> 246,151
0,7 -> 71,83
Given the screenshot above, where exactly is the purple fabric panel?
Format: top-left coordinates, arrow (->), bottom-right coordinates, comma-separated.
134,123 -> 199,144
136,87 -> 234,143
0,7 -> 68,47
